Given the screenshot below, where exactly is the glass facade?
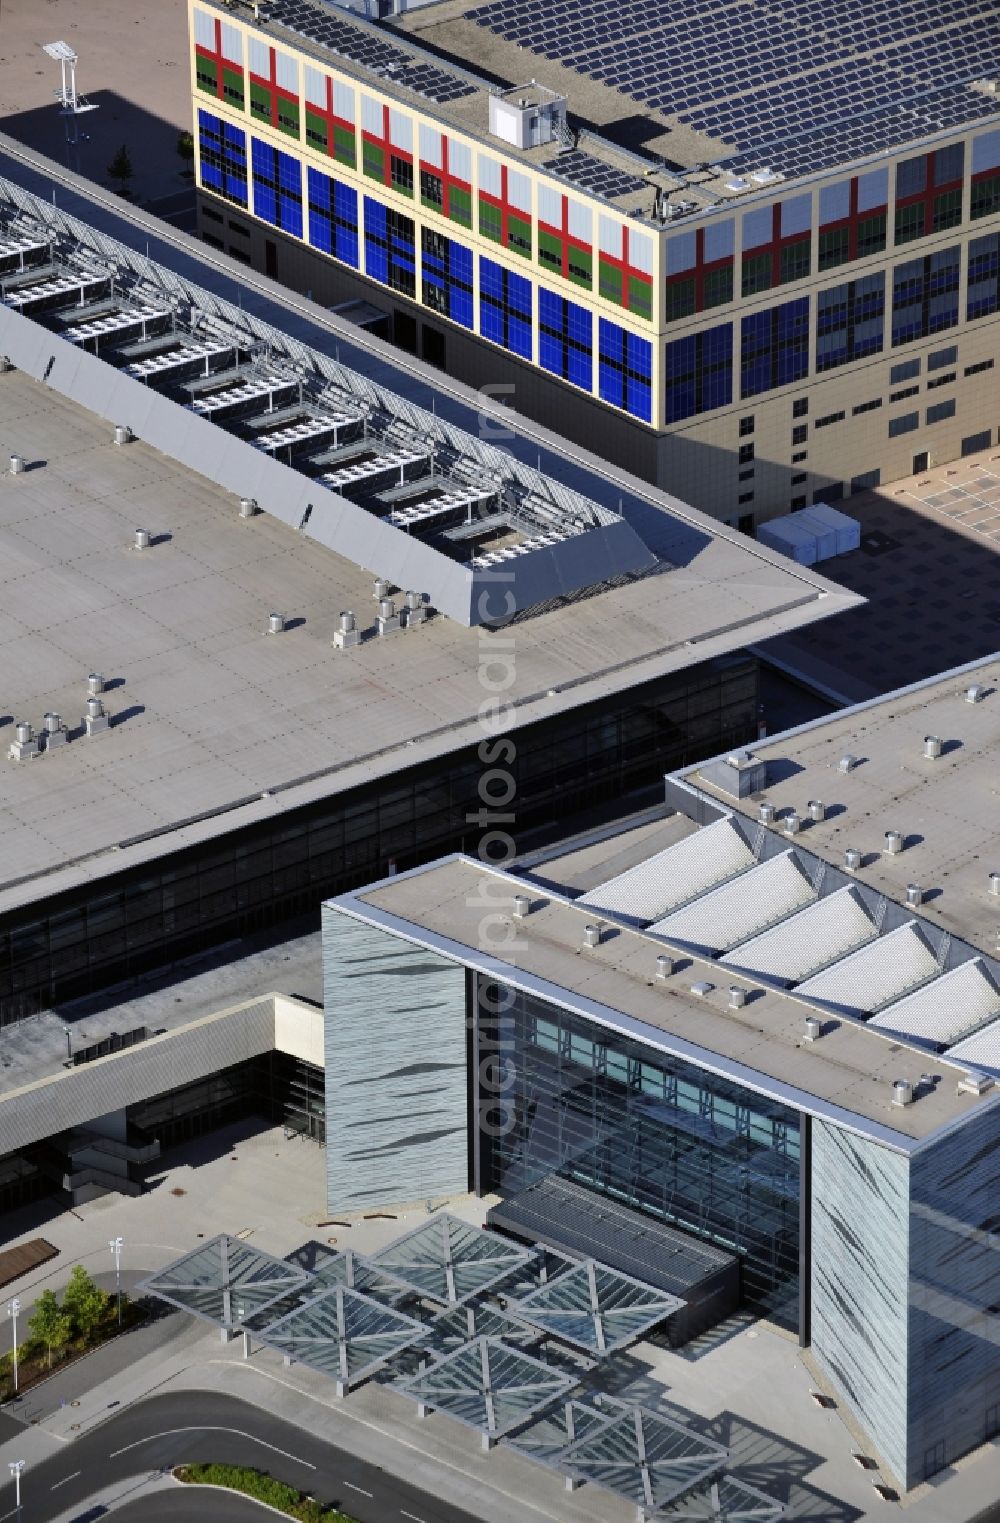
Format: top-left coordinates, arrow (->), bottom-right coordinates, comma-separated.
0,655 -> 758,1026
815,273 -> 885,371
891,247 -> 960,346
421,229 -> 473,328
306,166 -> 359,267
598,318 -> 652,422
479,256 -> 532,359
664,322 -> 733,423
538,288 -> 592,390
363,197 -> 416,297
251,137 -> 302,236
740,297 -> 810,398
198,110 -> 247,207
476,983 -> 801,1328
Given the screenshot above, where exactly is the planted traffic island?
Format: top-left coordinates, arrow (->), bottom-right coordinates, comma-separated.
175,1464 -> 361,1522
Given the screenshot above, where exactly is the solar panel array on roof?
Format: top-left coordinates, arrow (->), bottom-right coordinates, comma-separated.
578,815 -> 755,923
796,920 -> 942,1015
648,850 -> 816,955
466,0 -> 1000,177
542,150 -> 649,202
272,0 -> 478,103
870,958 -> 1000,1047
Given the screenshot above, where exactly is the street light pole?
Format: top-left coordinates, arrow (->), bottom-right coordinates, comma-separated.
109,1237 -> 123,1327
8,1459 -> 23,1515
6,1300 -> 19,1396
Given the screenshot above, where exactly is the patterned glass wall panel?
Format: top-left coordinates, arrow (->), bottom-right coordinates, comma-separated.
322,906 -> 468,1212
811,1121 -> 910,1482
906,1106 -> 1000,1485
477,982 -> 801,1326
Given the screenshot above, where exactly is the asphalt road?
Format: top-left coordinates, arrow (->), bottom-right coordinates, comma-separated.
112,1488 -> 278,1521
0,1390 -> 481,1523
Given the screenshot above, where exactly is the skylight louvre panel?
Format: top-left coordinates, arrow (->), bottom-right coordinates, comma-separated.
579,816 -> 755,922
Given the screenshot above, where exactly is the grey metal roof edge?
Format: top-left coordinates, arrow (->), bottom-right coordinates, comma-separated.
328,881 -> 936,1154
672,652 -> 1000,791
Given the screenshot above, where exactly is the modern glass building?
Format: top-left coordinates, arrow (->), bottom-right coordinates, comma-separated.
323,658 -> 1000,1490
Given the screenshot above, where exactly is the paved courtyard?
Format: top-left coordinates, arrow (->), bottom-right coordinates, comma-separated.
0,1121 -> 998,1522
762,452 -> 1000,702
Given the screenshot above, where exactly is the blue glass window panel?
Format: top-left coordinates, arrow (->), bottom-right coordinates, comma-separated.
508,316 -> 532,358
450,286 -> 473,329
598,360 -> 623,409
566,347 -> 591,390
279,194 -> 302,239
627,331 -> 652,378
539,331 -> 563,374
629,381 -> 652,422
481,302 -> 504,347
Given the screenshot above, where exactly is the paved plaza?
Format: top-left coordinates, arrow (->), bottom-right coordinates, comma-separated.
762,454 -> 1000,702
0,1120 -> 997,1522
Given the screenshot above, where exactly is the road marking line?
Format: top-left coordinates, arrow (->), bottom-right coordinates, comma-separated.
50,1470 -> 82,1489
401,1511 -> 428,1522
343,1480 -> 374,1496
109,1426 -> 316,1468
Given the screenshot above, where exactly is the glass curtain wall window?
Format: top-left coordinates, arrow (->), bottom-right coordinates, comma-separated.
475,983 -> 802,1329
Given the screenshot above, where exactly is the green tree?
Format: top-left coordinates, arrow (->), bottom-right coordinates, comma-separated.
28,1290 -> 72,1368
62,1264 -> 109,1342
176,130 -> 195,167
107,143 -> 134,196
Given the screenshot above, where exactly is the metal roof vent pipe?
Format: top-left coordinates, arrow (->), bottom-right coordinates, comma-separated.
8,722 -> 39,761
333,609 -> 361,650
9,453 -> 24,476
906,883 -> 924,907
924,734 -> 942,759
839,754 -> 858,774
42,712 -> 67,751
783,811 -> 801,836
844,847 -> 862,872
373,577 -> 390,601
989,872 -> 1000,896
758,802 -> 776,825
132,528 -> 150,551
892,1078 -> 913,1107
113,423 -> 132,447
808,799 -> 825,822
404,590 -> 427,628
267,612 -> 285,635
965,684 -> 984,704
87,673 -> 105,697
728,986 -> 747,1009
884,830 -> 903,856
803,1016 -> 822,1042
239,496 -> 259,519
83,697 -> 109,737
376,598 -> 401,636
583,924 -> 602,949
656,954 -> 674,979
512,894 -> 531,919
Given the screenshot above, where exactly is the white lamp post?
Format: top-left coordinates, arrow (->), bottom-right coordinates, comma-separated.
6,1300 -> 19,1396
8,1459 -> 24,1515
109,1237 -> 124,1327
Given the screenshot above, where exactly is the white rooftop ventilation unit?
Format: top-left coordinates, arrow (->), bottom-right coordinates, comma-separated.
489,83 -> 567,149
